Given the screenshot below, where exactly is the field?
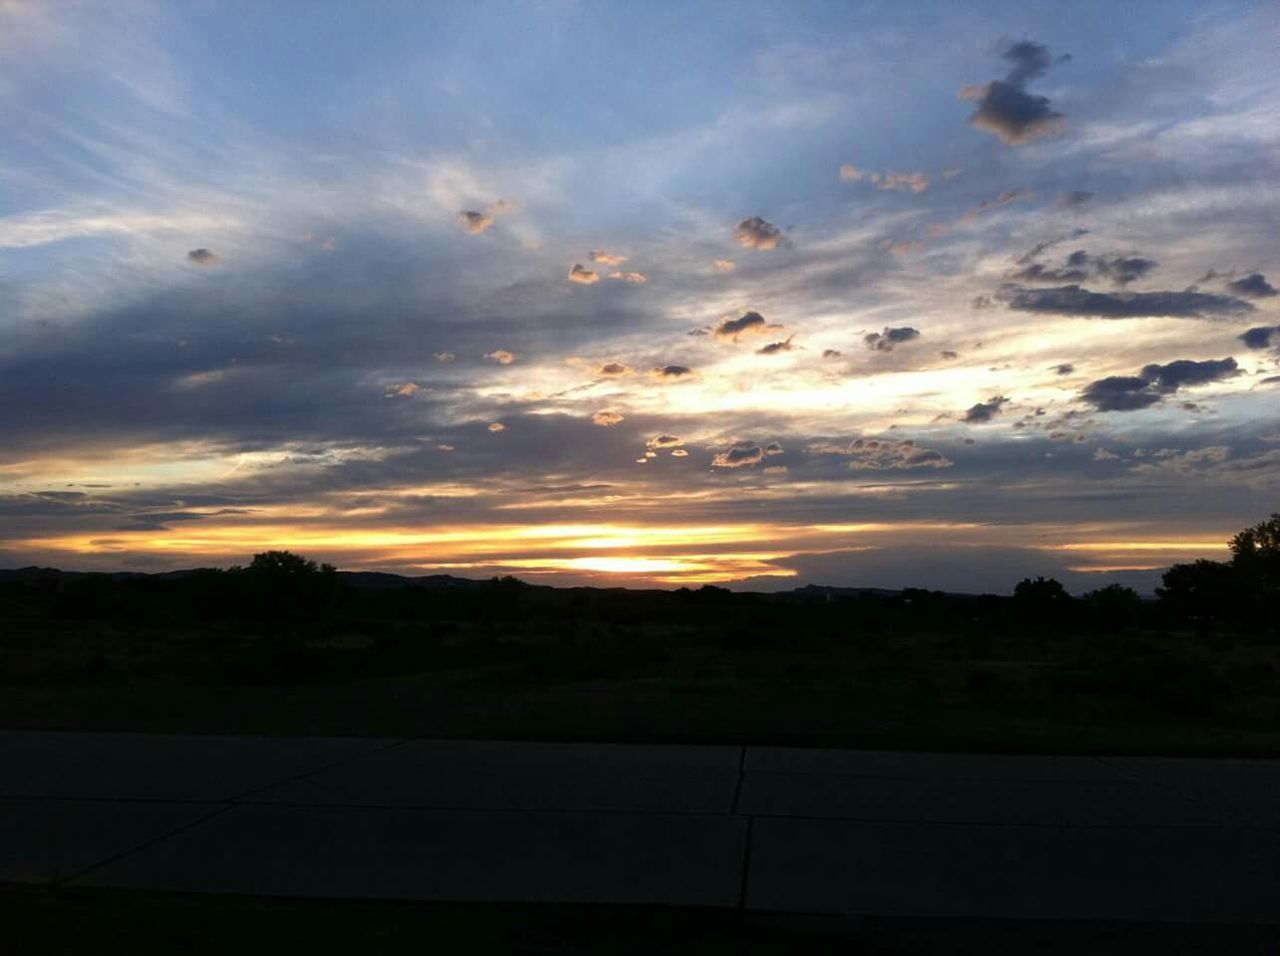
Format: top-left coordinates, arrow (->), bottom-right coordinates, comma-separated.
2,573 -> 1278,754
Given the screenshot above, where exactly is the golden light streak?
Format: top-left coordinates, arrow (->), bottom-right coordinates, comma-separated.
1047,540 -> 1227,552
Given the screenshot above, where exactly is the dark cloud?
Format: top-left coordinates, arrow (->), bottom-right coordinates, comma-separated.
597,362 -> 631,376
1226,273 -> 1278,299
734,216 -> 784,251
1239,326 -> 1279,349
646,434 -> 683,449
1139,357 -> 1239,393
940,350 -> 959,360
1053,363 -> 1075,375
830,437 -> 954,470
715,311 -> 777,340
1009,249 -> 1156,286
1080,376 -> 1162,412
822,349 -> 843,359
971,295 -> 996,310
863,326 -> 920,352
962,396 -> 1008,423
454,211 -> 493,235
959,41 -> 1067,145
1055,191 -> 1094,209
1093,255 -> 1157,286
1006,285 -> 1253,318
1081,358 -> 1239,412
186,248 -> 220,265
651,365 -> 694,379
757,338 -> 795,355
712,440 -> 765,468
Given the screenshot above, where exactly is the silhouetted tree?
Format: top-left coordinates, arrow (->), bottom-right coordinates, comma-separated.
235,551 -> 338,623
1157,559 -> 1238,632
1083,583 -> 1142,630
1228,513 -> 1280,630
246,551 -> 335,576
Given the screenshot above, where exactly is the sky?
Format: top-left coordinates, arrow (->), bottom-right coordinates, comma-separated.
2,0 -> 1278,593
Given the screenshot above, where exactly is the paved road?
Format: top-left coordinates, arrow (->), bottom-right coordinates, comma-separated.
4,731 -> 1279,922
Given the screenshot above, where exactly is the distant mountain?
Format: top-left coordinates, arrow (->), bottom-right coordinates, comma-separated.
0,565 -> 966,598
0,566 -> 481,590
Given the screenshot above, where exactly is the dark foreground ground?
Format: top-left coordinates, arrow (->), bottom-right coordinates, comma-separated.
8,888 -> 1279,955
3,573 -> 1280,752
7,732 -> 1280,952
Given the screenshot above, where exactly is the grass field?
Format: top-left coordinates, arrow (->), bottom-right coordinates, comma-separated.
3,577 -> 1278,753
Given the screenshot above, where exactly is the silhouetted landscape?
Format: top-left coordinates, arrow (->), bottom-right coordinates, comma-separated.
4,515 -> 1276,754
6,4 -> 1280,945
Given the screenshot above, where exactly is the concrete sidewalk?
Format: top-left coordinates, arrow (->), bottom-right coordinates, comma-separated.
3,731 -> 1279,922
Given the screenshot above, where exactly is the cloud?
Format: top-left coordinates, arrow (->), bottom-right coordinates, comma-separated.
712,440 -> 765,468
651,365 -> 694,380
962,396 -> 1008,423
940,350 -> 959,360
485,349 -> 516,365
591,411 -> 624,427
1226,273 -> 1278,298
385,382 -> 420,397
186,248 -> 220,265
822,437 -> 953,470
608,271 -> 647,283
1016,229 -> 1090,265
434,352 -> 456,363
713,258 -> 736,272
1081,358 -> 1239,412
597,362 -> 631,376
487,421 -> 505,432
959,40 -> 1067,145
1007,261 -> 1089,283
936,190 -> 1034,235
455,200 -> 516,235
646,434 -> 683,449
670,448 -> 689,458
567,263 -> 600,284
455,211 -> 494,235
963,189 -> 1033,221
1139,357 -> 1238,392
1053,363 -> 1075,375
864,326 -> 920,352
1006,285 -> 1253,318
839,165 -> 929,193
763,442 -> 784,456
1080,376 -> 1160,412
1055,191 -> 1094,209
589,250 -> 628,266
1093,447 -> 1120,461
1092,254 -> 1157,286
1009,250 -> 1157,286
734,216 -> 784,251
1239,326 -> 1279,349
715,311 -> 778,340
822,349 -> 843,359
757,337 -> 795,355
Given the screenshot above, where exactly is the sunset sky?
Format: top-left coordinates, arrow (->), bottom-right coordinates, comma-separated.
2,1 -> 1278,592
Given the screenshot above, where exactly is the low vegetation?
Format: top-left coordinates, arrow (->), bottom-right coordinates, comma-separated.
1,518 -> 1277,753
